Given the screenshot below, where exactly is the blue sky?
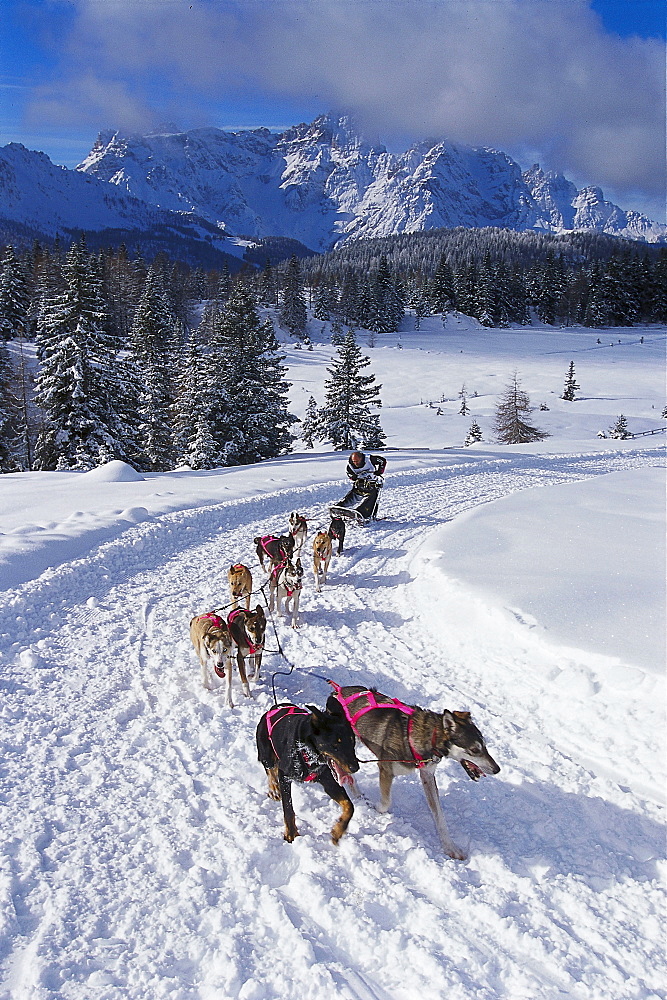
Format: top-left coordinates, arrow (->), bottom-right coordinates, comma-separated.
1,0 -> 665,220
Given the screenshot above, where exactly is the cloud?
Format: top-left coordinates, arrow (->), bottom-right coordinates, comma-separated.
24,0 -> 666,218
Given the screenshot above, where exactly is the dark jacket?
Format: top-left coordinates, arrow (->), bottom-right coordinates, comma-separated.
345,453 -> 386,483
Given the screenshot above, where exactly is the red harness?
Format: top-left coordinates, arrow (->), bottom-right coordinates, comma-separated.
265,705 -> 319,781
329,681 -> 437,768
227,608 -> 263,654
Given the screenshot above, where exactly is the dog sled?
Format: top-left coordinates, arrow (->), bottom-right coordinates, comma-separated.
330,474 -> 384,526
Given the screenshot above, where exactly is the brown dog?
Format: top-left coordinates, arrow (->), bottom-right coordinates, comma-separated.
189,612 -> 234,697
312,531 -> 333,592
330,684 -> 500,859
228,562 -> 252,610
227,605 -> 266,690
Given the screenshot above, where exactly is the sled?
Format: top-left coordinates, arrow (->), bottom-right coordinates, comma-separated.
329,505 -> 366,527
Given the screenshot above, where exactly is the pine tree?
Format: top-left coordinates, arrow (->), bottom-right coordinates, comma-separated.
317,331 -> 385,450
464,420 -> 483,446
494,372 -> 549,444
562,361 -> 580,401
279,255 -> 307,339
608,414 -> 630,439
369,257 -> 404,335
211,282 -> 296,465
34,241 -> 131,470
300,395 -> 321,449
0,246 -> 30,342
173,338 -> 222,469
128,265 -> 178,471
0,342 -> 19,470
430,253 -> 455,316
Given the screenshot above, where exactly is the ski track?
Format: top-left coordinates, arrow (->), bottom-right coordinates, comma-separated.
0,451 -> 664,1000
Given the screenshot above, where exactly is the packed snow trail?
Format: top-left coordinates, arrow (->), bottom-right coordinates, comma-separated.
0,451 -> 663,1000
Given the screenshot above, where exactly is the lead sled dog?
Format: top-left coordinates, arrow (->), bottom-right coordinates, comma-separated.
330,683 -> 500,859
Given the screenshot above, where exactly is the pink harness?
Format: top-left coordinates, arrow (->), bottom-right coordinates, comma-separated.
201,612 -> 225,629
271,561 -> 301,597
227,608 -> 262,654
265,705 -> 319,781
329,681 -> 435,768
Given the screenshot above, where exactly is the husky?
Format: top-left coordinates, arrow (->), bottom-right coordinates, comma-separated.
269,557 -> 304,629
288,512 -> 308,557
256,697 -> 360,844
227,562 -> 252,610
327,515 -> 346,555
312,530 -> 333,592
254,533 -> 295,573
189,612 -> 234,698
227,605 -> 266,698
330,683 -> 500,859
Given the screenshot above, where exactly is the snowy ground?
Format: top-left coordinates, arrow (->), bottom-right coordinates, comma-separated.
0,320 -> 665,1000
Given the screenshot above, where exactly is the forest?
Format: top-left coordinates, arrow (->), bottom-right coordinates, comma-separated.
0,226 -> 664,473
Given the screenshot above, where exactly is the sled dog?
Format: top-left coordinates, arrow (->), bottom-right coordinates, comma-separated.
269,557 -> 303,628
256,696 -> 359,844
189,612 -> 234,696
254,533 -> 295,573
330,683 -> 500,859
288,512 -> 308,557
327,515 -> 346,555
228,562 -> 253,610
312,531 -> 333,591
227,605 -> 266,694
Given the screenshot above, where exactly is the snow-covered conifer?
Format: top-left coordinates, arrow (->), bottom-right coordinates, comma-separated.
279,255 -> 307,339
562,361 -> 580,401
300,395 -> 321,449
34,241 -> 130,471
317,331 -> 385,450
464,420 -> 483,446
608,414 -> 630,440
0,247 -> 30,342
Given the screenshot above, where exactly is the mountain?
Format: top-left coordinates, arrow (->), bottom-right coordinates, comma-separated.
77,113 -> 667,249
0,142 -> 254,269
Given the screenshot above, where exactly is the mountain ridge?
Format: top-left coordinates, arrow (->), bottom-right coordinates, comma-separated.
0,113 -> 664,261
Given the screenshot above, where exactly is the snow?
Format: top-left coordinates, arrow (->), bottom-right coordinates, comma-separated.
0,322 -> 665,999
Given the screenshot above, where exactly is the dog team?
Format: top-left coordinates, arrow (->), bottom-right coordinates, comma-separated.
190,507 -> 500,859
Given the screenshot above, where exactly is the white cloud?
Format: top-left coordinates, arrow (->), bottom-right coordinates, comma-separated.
25,0 -> 666,218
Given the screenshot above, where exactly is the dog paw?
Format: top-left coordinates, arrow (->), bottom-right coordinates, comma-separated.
446,844 -> 467,861
283,828 -> 299,843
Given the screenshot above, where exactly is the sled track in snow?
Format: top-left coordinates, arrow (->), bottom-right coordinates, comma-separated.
0,447 -> 664,1000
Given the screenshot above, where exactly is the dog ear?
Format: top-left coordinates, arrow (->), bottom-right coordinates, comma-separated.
253,536 -> 261,545
306,705 -> 325,731
452,710 -> 471,723
443,710 -> 457,729
325,694 -> 345,718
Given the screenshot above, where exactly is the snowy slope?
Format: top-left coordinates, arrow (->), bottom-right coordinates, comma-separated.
0,323 -> 664,1000
0,142 -> 245,267
76,113 -> 667,248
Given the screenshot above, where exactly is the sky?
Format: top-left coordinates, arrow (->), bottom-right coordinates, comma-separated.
1,0 -> 665,222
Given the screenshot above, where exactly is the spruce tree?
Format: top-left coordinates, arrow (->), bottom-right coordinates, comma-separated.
211,282 -> 295,464
318,331 -> 385,450
562,361 -> 580,401
430,253 -> 455,316
608,414 -> 630,439
464,420 -> 483,446
279,255 -> 307,339
300,395 -> 321,449
0,247 -> 30,342
34,241 -> 130,470
128,265 -> 178,471
494,372 -> 549,444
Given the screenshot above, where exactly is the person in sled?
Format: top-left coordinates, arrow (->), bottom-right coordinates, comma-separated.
335,450 -> 386,521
